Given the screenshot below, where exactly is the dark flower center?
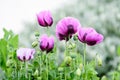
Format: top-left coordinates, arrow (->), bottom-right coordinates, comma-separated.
67,25 -> 74,34
87,41 -> 97,46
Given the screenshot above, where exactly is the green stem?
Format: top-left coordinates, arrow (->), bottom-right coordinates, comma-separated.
83,43 -> 86,79
24,61 -> 27,80
46,54 -> 48,80
39,53 -> 41,76
65,67 -> 66,80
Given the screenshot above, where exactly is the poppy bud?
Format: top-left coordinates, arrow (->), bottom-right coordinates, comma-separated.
33,69 -> 39,77
32,41 -> 38,48
58,67 -> 64,72
76,68 -> 81,76
79,63 -> 83,70
68,43 -> 76,49
97,56 -> 102,66
34,31 -> 40,37
101,76 -> 108,80
64,56 -> 72,66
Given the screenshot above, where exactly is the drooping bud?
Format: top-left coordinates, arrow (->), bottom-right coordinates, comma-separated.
32,41 -> 38,48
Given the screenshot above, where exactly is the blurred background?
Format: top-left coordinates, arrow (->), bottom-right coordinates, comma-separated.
0,0 -> 120,78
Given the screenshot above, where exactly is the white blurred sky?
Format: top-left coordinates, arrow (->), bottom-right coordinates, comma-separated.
0,0 -> 68,38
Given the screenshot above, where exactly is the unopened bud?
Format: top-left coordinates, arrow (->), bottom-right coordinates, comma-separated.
79,63 -> 83,70
34,31 -> 40,37
73,34 -> 78,41
64,56 -> 72,65
6,60 -> 13,68
101,76 -> 108,80
68,43 -> 76,49
37,77 -> 42,80
70,52 -> 76,59
118,64 -> 120,71
58,67 -> 64,72
32,41 -> 38,48
97,57 -> 102,66
33,69 -> 39,77
76,68 -> 81,76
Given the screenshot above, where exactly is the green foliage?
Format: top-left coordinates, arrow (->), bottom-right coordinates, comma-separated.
0,28 -> 19,79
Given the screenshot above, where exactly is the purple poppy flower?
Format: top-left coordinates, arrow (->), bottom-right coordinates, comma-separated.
37,10 -> 53,27
56,17 -> 81,41
39,34 -> 54,53
17,48 -> 35,62
78,27 -> 104,46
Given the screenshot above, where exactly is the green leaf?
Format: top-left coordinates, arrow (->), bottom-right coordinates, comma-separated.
0,39 -> 7,70
9,35 -> 19,48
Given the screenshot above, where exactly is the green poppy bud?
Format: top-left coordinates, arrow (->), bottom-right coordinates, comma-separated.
76,68 -> 81,76
33,69 -> 39,77
37,77 -> 42,80
6,60 -> 13,68
58,67 -> 64,72
73,34 -> 78,41
32,41 -> 38,48
118,64 -> 120,71
68,43 -> 76,49
34,31 -> 40,37
97,57 -> 102,66
64,56 -> 72,66
70,52 -> 77,59
79,63 -> 83,70
101,76 -> 108,80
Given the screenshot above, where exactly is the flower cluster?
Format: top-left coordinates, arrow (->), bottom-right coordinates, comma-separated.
17,10 -> 104,61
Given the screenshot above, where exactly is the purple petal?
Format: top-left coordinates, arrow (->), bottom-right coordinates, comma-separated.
37,12 -> 45,26
47,36 -> 54,53
85,32 -> 103,46
39,34 -> 49,51
44,11 -> 53,26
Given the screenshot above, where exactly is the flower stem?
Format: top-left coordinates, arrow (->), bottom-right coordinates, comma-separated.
46,54 -> 48,80
83,44 -> 86,79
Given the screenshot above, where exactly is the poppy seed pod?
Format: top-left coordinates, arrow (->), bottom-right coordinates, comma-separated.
17,48 -> 35,62
56,17 -> 81,41
39,34 -> 54,53
37,11 -> 53,27
78,27 -> 104,46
